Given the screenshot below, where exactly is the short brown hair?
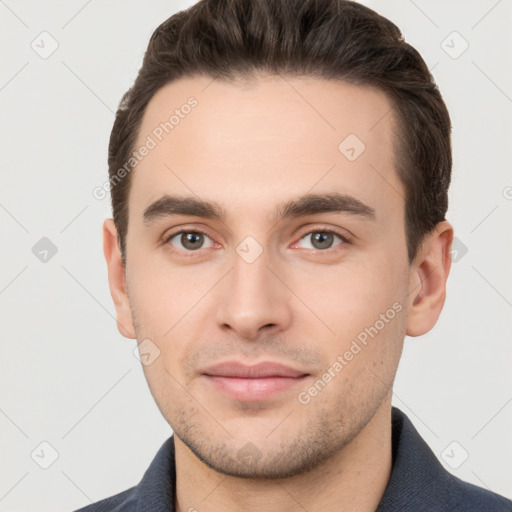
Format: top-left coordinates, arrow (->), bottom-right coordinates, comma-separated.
108,0 -> 451,265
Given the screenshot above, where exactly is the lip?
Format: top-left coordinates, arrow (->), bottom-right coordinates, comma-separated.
202,361 -> 310,401
203,361 -> 307,378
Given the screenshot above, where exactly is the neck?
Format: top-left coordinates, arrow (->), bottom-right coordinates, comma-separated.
174,402 -> 393,512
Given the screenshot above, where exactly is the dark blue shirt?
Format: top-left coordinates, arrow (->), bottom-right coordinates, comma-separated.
73,407 -> 512,511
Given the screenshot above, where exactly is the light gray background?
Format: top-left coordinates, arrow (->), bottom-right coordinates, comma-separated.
1,1 -> 511,510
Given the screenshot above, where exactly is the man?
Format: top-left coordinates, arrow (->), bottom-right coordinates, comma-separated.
76,0 -> 512,510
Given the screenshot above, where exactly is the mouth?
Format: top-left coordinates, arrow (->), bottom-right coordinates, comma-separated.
201,361 -> 310,401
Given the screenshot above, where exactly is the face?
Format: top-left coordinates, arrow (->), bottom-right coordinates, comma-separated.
111,75 -> 416,478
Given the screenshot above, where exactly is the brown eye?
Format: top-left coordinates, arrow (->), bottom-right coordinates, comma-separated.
166,231 -> 214,251
180,232 -> 204,250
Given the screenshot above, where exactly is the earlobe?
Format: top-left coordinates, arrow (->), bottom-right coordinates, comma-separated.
406,221 -> 453,337
103,219 -> 136,339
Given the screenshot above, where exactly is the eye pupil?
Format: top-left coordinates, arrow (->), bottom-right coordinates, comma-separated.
181,232 -> 203,250
312,232 -> 334,249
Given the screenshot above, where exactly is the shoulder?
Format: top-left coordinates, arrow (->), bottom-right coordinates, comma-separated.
377,408 -> 512,511
443,475 -> 512,511
69,436 -> 176,512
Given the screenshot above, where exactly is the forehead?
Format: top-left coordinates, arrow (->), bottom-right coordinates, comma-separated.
128,74 -> 402,222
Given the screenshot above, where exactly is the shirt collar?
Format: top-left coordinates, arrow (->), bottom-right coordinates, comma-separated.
376,406 -> 450,510
130,407 -> 446,511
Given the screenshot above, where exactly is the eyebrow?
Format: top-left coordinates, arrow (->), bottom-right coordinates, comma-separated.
142,192 -> 376,227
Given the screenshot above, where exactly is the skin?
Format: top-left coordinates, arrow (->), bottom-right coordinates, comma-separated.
103,74 -> 453,511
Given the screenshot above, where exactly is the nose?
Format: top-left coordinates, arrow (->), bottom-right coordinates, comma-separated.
214,248 -> 293,341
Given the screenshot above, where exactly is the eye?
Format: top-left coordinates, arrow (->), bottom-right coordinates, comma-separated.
165,230 -> 215,252
296,230 -> 347,250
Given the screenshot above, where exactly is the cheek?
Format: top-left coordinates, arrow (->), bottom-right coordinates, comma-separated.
126,251 -> 215,336
292,256 -> 406,336
126,256 -> 216,379
139,357 -> 188,431
290,255 -> 408,392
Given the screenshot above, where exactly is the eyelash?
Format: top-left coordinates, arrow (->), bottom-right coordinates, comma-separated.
163,226 -> 351,255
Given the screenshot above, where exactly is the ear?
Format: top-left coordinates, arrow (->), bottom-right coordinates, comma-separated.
103,218 -> 136,339
406,220 -> 453,337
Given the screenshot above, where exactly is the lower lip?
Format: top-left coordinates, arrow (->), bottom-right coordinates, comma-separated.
203,375 -> 309,401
